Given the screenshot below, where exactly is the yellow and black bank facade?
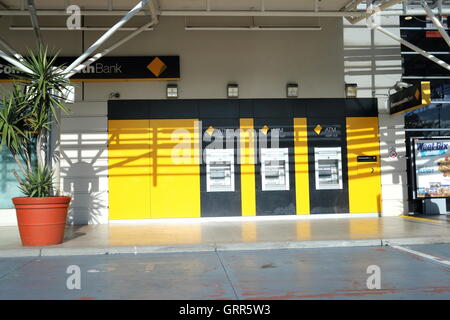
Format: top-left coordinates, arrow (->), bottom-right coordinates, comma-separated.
107,98 -> 381,220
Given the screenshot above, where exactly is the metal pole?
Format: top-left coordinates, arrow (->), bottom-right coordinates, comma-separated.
0,36 -> 25,62
341,0 -> 363,11
63,0 -> 149,74
0,48 -> 33,73
65,21 -> 156,78
421,0 -> 450,48
27,0 -> 43,46
347,0 -> 403,24
375,25 -> 450,72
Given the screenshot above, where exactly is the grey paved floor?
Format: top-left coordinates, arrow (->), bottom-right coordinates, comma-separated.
1,216 -> 450,253
0,244 -> 449,300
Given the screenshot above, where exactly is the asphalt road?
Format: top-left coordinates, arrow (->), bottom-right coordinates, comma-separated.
0,244 -> 449,300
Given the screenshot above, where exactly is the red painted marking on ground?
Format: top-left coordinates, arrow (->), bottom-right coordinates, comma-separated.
245,288 -> 402,300
205,282 -> 228,299
420,286 -> 450,294
74,296 -> 96,300
241,291 -> 273,297
245,285 -> 450,300
336,288 -> 400,293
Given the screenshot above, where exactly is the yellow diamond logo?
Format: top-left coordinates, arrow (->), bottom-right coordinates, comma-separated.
261,125 -> 270,135
415,89 -> 420,101
314,125 -> 323,135
147,57 -> 167,77
206,126 -> 215,136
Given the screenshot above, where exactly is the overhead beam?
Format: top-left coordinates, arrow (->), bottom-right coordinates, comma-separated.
185,26 -> 323,31
10,26 -> 154,31
347,0 -> 403,24
342,0 -> 364,23
0,48 -> 33,74
65,0 -> 159,78
0,36 -> 25,62
375,24 -> 450,72
63,0 -> 150,75
160,10 -> 366,17
1,8 -> 448,17
421,0 -> 450,48
26,0 -> 43,46
147,0 -> 159,24
0,9 -> 367,17
65,21 -> 156,78
0,1 -> 9,9
341,0 -> 364,11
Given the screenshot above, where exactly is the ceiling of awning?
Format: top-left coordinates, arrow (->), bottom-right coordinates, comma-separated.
0,0 -> 355,12
0,0 -> 447,25
0,1 -> 447,17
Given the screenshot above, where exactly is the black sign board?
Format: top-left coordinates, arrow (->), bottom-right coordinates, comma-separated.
400,16 -> 450,79
403,54 -> 450,78
357,156 -> 377,163
389,82 -> 430,114
0,56 -> 180,81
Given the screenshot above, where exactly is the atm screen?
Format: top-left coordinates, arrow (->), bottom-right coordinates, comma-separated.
318,160 -> 339,186
314,147 -> 343,190
260,148 -> 290,191
206,149 -> 235,192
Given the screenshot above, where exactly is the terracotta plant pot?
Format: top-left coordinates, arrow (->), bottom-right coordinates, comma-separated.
12,196 -> 71,246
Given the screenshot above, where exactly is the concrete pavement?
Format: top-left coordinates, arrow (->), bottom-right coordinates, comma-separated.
0,215 -> 449,257
0,244 -> 449,299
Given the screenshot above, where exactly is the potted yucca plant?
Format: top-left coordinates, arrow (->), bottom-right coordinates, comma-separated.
0,47 -> 72,246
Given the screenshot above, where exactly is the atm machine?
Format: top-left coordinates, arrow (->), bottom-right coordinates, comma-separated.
205,148 -> 235,192
314,147 -> 343,190
260,148 -> 290,191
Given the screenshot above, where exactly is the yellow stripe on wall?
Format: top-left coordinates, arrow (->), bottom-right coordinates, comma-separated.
240,118 -> 256,216
108,120 -> 152,220
293,118 -> 310,215
346,117 -> 382,213
149,119 -> 201,219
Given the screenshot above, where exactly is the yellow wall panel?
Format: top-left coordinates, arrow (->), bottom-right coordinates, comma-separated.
293,118 -> 310,215
149,119 -> 201,219
346,117 -> 382,213
240,118 -> 256,216
108,120 -> 152,220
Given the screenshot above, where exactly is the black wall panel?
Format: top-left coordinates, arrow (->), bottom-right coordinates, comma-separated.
108,98 -> 376,216
198,100 -> 241,217
307,117 -> 349,214
254,117 -> 296,216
